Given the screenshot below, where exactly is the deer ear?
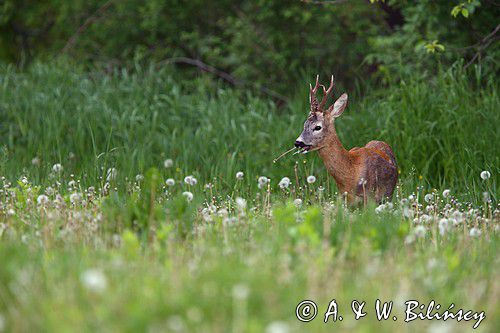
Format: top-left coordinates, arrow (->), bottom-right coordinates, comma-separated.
328,93 -> 348,118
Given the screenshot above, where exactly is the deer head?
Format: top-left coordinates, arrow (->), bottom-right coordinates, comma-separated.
294,75 -> 348,153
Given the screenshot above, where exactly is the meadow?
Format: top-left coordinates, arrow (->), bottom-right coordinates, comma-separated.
0,63 -> 498,332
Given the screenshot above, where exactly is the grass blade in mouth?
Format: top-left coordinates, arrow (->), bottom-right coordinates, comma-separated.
273,147 -> 297,163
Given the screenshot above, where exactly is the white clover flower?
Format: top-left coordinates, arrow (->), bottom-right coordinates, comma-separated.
182,191 -> 193,202
68,180 -> 77,188
52,163 -> 63,173
135,174 -> 144,182
236,171 -> 244,180
235,197 -> 247,210
424,193 -> 433,203
81,268 -> 107,293
293,198 -> 302,207
442,189 -> 450,198
265,321 -> 290,333
106,168 -> 117,181
37,194 -> 49,206
469,227 -> 481,238
166,178 -> 175,186
306,175 -> 316,184
31,157 -> 40,166
232,283 -> 250,300
480,170 -> 491,180
414,225 -> 426,238
164,159 -> 174,168
278,177 -> 290,189
258,176 -> 269,189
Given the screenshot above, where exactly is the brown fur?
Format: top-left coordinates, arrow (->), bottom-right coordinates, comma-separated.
296,76 -> 398,204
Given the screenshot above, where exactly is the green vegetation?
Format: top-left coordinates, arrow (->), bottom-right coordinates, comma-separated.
0,63 -> 497,200
0,63 -> 498,332
0,1 -> 498,331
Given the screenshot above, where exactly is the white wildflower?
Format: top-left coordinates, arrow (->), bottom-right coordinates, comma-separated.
442,189 -> 450,198
70,193 -> 82,204
469,227 -> 481,238
52,163 -> 63,173
306,175 -> 316,184
232,284 -> 250,300
7,209 -> 15,216
166,178 -> 175,186
37,195 -> 49,206
265,321 -> 290,333
293,198 -> 303,207
258,176 -> 269,189
68,180 -> 77,188
424,193 -> 433,203
236,171 -> 244,180
235,197 -> 247,210
414,225 -> 426,238
482,192 -> 490,203
278,177 -> 290,189
182,191 -> 193,202
438,218 -> 449,235
375,204 -> 386,214
164,159 -> 174,168
480,170 -> 491,180
135,174 -> 144,182
31,157 -> 40,166
184,175 -> 197,186
81,269 -> 107,293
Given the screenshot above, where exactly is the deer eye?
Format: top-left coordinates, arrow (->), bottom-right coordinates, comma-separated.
313,125 -> 322,131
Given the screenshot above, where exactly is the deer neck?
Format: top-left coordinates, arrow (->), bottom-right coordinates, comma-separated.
318,128 -> 354,191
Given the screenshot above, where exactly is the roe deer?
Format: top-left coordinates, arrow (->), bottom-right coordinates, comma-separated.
294,75 -> 398,204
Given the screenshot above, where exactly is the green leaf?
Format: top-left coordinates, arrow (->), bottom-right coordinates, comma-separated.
461,8 -> 469,18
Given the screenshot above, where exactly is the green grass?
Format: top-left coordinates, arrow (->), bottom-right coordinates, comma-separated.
0,62 -> 497,201
0,62 -> 498,332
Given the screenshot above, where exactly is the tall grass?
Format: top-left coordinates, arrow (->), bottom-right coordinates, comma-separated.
0,62 -> 497,201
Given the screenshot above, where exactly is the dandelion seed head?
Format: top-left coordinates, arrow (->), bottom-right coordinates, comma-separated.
164,159 -> 174,168
81,269 -> 107,293
37,195 -> 49,206
135,174 -> 144,182
278,177 -> 290,189
469,227 -> 481,238
52,163 -> 63,173
235,197 -> 247,210
306,175 -> 316,184
236,171 -> 244,180
182,191 -> 193,202
414,225 -> 426,238
293,198 -> 302,207
265,321 -> 290,333
480,170 -> 491,180
166,178 -> 175,186
232,283 -> 250,300
424,193 -> 433,203
442,189 -> 450,198
31,157 -> 40,166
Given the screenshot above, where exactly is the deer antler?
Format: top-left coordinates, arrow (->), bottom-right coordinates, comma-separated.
319,75 -> 334,111
309,75 -> 320,112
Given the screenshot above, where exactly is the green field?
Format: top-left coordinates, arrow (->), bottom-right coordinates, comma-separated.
0,64 -> 498,332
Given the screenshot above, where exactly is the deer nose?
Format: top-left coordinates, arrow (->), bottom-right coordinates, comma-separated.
295,140 -> 306,148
